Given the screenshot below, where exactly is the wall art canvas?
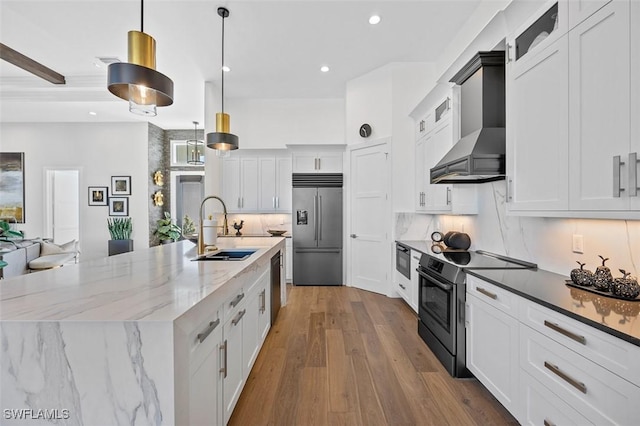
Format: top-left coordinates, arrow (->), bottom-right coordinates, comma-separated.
0,152 -> 25,223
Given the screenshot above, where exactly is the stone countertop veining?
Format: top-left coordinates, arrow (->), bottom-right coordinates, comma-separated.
465,268 -> 640,347
0,237 -> 285,322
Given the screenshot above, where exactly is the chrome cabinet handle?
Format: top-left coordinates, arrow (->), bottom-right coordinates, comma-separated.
613,155 -> 625,197
399,283 -> 406,290
197,318 -> 220,343
630,152 -> 638,197
446,187 -> 451,205
506,43 -> 512,63
350,234 -> 357,238
544,320 -> 586,345
238,197 -> 241,208
229,292 -> 245,308
318,158 -> 321,170
544,361 -> 587,394
232,309 -> 246,326
276,196 -> 279,208
220,340 -> 228,378
507,178 -> 513,201
261,289 -> 267,313
476,287 -> 498,300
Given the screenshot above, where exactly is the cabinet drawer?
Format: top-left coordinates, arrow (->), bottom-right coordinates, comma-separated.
521,371 -> 594,426
395,270 -> 412,303
520,299 -> 640,386
520,324 -> 640,425
466,275 -> 519,317
189,309 -> 222,368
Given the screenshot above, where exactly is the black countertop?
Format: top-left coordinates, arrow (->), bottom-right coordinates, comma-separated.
396,240 -> 640,347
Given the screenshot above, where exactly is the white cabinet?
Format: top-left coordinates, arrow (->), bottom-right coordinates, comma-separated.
222,305 -> 245,424
424,115 -> 455,212
415,135 -> 429,211
506,32 -> 569,211
189,311 -> 223,426
568,0 -> 612,30
285,238 -> 292,283
258,156 -> 292,212
292,150 -> 343,173
465,276 -> 520,419
409,250 -> 420,313
222,155 -> 259,212
244,269 -> 270,373
568,0 -> 633,212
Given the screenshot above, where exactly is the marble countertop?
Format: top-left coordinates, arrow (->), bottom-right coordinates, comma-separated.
0,237 -> 284,322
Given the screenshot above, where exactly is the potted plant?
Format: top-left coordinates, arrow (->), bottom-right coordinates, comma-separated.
154,212 -> 181,244
107,217 -> 133,256
182,214 -> 198,244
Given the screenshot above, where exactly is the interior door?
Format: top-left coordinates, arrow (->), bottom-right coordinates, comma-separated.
349,141 -> 390,295
45,169 -> 80,244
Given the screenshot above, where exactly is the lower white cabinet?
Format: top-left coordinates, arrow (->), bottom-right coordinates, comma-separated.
285,238 -> 292,283
465,278 -> 520,419
409,250 -> 420,313
223,304 -> 245,424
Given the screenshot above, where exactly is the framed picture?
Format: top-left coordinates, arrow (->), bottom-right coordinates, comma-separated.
111,176 -> 131,195
88,186 -> 108,206
0,152 -> 26,223
108,197 -> 129,216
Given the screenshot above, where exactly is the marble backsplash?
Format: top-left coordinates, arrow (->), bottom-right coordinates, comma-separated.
223,214 -> 292,236
396,181 -> 640,278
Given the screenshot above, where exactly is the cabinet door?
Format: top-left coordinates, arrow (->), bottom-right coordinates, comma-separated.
189,323 -> 222,426
275,156 -> 292,212
568,1 -> 630,211
258,284 -> 271,342
425,117 -> 453,212
285,239 -> 293,282
317,152 -> 343,172
259,157 -> 277,211
466,294 -> 520,419
415,136 -> 427,211
223,312 -> 244,424
222,157 -> 241,212
506,35 -> 569,211
244,292 -> 260,372
240,157 -> 259,211
292,153 -> 318,173
630,0 -> 640,210
568,0 -> 612,30
409,251 -> 420,313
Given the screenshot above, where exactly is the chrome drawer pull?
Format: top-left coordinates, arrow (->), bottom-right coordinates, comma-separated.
232,309 -> 246,326
544,419 -> 555,426
197,318 -> 220,343
544,361 -> 587,394
544,320 -> 586,345
230,292 -> 245,308
476,287 -> 497,300
220,340 -> 228,378
399,283 -> 406,290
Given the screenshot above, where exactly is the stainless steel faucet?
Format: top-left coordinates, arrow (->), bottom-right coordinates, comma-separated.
198,195 -> 229,255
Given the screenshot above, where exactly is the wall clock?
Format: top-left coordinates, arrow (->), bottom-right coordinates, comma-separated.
359,123 -> 372,138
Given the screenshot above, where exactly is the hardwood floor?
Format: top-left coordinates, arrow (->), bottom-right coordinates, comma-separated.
229,285 -> 518,426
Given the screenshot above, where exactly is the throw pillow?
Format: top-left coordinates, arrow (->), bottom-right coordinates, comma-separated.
40,240 -> 77,256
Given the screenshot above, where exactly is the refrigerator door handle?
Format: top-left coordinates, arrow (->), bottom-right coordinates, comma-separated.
318,195 -> 322,241
313,194 -> 318,241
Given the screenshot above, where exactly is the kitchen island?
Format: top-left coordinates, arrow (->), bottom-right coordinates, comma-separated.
0,237 -> 285,425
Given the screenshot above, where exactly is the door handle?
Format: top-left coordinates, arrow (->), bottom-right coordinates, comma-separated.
220,340 -> 228,378
318,195 -> 322,241
350,234 -> 357,238
613,155 -> 625,197
313,195 -> 318,241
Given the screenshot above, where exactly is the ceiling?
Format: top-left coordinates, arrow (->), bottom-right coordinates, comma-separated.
0,0 -> 486,129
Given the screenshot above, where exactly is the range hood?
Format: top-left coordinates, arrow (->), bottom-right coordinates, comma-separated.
431,51 -> 505,184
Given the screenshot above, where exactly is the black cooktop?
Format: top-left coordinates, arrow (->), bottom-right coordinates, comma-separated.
428,249 -> 537,269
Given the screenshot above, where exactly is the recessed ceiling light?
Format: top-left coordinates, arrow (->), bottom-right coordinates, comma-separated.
222,66 -> 230,72
369,15 -> 381,25
320,66 -> 330,73
89,111 -> 97,116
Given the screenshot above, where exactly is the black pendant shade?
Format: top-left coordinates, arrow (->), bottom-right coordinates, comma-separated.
207,132 -> 239,151
107,63 -> 173,106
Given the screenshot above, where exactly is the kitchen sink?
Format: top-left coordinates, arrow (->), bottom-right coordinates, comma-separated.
192,249 -> 258,261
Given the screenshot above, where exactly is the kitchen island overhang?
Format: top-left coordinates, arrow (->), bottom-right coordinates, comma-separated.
0,237 -> 285,425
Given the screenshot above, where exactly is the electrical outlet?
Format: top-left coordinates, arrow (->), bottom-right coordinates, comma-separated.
572,234 -> 584,254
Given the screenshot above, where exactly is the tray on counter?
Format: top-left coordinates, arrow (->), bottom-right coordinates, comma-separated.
565,280 -> 640,302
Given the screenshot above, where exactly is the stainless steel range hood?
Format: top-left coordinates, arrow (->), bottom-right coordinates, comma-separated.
431,51 -> 505,184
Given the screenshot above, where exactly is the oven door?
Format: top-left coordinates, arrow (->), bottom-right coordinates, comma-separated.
417,267 -> 457,355
395,243 -> 411,280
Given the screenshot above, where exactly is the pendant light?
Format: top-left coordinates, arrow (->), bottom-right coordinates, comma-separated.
206,7 -> 239,152
186,121 -> 204,165
107,0 -> 174,116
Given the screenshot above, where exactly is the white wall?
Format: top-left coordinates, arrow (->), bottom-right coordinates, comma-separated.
0,122 -> 149,261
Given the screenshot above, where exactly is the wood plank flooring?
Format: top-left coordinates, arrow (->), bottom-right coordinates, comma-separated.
229,285 -> 518,426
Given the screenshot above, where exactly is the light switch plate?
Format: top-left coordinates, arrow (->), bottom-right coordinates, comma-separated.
572,234 -> 584,254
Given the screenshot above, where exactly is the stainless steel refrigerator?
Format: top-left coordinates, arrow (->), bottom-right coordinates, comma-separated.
292,174 -> 343,286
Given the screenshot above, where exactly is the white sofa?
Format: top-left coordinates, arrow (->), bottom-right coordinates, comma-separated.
0,239 -> 78,279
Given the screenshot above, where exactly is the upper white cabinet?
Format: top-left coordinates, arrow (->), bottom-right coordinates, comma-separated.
292,148 -> 343,173
222,150 -> 292,213
506,0 -> 640,218
222,155 -> 259,212
412,89 -> 478,215
568,0 -> 634,212
258,156 -> 292,213
506,3 -> 569,211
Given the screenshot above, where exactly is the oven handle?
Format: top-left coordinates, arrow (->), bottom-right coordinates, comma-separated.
397,245 -> 409,253
416,268 -> 453,291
